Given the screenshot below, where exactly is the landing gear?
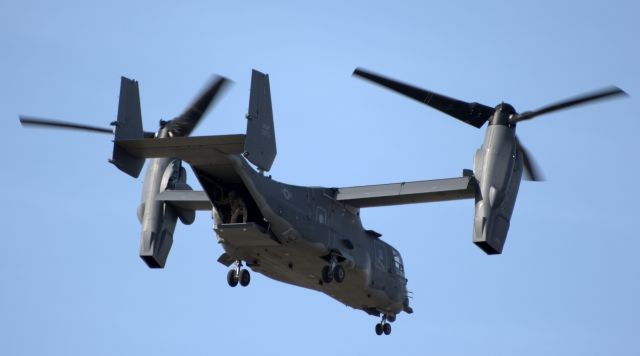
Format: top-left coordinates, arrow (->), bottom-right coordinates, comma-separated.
333,265 -> 345,283
383,322 -> 391,335
227,269 -> 238,287
227,260 -> 250,288
321,254 -> 345,284
239,268 -> 250,287
321,265 -> 333,283
375,315 -> 392,336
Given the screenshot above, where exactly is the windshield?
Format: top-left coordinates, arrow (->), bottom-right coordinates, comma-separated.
391,248 -> 404,276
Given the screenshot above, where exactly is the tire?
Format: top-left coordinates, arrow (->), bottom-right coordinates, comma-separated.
227,269 -> 238,287
383,323 -> 391,335
333,265 -> 345,283
239,269 -> 251,287
375,323 -> 383,336
321,266 -> 333,283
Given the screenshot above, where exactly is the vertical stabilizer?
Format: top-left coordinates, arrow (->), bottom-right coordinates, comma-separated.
245,70 -> 277,171
110,77 -> 145,178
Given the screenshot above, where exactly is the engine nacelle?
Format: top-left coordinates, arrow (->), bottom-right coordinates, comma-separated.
472,114 -> 523,254
138,155 -> 194,268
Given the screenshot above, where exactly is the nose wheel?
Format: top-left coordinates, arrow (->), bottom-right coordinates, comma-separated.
375,315 -> 392,336
227,260 -> 250,287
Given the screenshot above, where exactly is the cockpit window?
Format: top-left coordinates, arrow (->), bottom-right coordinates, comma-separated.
392,248 -> 404,276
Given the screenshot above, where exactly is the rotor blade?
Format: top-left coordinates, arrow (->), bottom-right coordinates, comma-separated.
353,68 -> 495,128
511,86 -> 628,123
20,116 -> 113,134
515,135 -> 544,181
165,76 -> 230,137
21,115 -> 156,138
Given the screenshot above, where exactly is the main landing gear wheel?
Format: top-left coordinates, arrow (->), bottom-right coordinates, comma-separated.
375,315 -> 392,336
321,266 -> 333,283
239,268 -> 251,287
333,265 -> 345,283
227,260 -> 250,288
227,269 -> 238,287
383,323 -> 391,335
321,254 -> 345,284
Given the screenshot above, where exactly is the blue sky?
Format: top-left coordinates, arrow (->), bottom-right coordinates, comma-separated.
1,1 -> 639,355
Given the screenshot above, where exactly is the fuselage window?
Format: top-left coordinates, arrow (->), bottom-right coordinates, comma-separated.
374,242 -> 386,271
392,249 -> 404,276
316,207 -> 327,225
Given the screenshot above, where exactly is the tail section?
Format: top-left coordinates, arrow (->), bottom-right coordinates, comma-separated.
110,77 -> 146,178
244,69 -> 277,172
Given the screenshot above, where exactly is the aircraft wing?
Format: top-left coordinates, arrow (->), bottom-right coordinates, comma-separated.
155,176 -> 475,211
335,176 -> 475,208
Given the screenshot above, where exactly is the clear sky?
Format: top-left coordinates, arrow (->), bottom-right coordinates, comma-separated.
1,1 -> 639,355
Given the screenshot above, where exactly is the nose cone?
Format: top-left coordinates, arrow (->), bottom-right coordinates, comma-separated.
490,103 -> 517,126
496,102 -> 516,115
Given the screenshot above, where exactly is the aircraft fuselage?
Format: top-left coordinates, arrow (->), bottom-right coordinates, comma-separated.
202,155 -> 411,319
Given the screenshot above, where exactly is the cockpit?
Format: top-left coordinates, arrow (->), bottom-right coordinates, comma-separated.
391,248 -> 404,277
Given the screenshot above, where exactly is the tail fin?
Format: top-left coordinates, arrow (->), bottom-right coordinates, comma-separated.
110,77 -> 146,178
244,70 -> 277,172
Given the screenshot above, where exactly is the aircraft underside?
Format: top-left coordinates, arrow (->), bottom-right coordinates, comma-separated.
214,223 -> 403,318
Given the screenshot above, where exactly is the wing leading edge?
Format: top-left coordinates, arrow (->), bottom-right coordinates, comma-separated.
156,176 -> 475,211
336,177 -> 475,208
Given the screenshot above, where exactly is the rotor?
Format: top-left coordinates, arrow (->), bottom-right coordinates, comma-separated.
353,67 -> 628,181
20,75 -> 230,140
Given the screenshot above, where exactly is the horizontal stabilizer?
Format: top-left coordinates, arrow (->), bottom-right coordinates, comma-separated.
115,134 -> 245,162
156,190 -> 212,211
336,177 -> 475,208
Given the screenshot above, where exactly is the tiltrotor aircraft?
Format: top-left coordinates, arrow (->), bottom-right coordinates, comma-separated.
20,69 -> 626,335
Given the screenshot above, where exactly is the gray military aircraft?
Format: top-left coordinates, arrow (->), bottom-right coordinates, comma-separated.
20,69 -> 626,336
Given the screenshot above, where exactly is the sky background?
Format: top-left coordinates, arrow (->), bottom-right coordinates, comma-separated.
1,1 -> 639,355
